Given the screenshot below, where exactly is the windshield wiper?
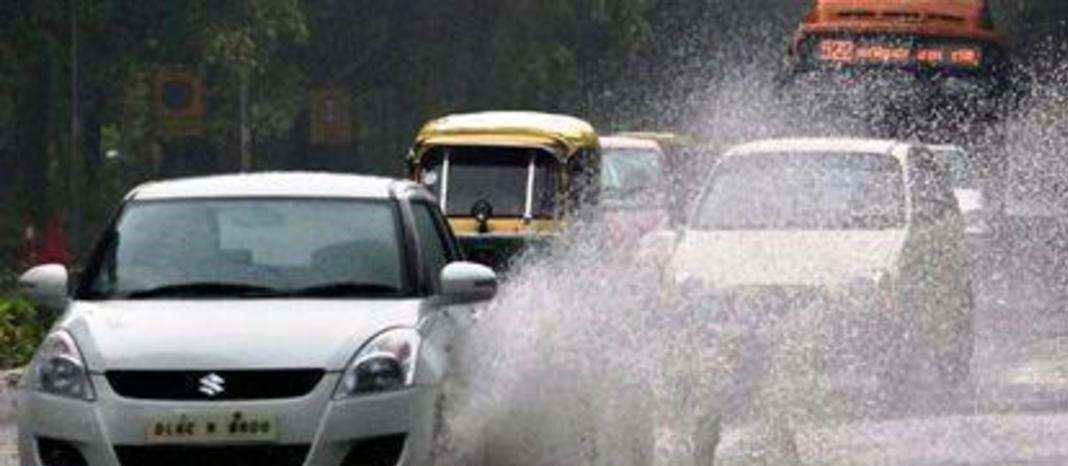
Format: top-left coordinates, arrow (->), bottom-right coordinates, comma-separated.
123,282 -> 281,299
281,282 -> 403,298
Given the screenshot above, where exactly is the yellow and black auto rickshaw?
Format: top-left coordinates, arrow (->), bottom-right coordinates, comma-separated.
408,111 -> 601,269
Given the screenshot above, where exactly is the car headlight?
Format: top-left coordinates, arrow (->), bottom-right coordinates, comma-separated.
334,328 -> 421,399
33,331 -> 95,401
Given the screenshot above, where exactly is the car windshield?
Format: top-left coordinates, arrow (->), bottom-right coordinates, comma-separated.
80,199 -> 409,299
695,152 -> 906,230
420,147 -> 558,218
601,148 -> 662,207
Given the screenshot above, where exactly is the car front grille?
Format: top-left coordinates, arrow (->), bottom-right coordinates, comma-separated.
106,369 -> 325,401
341,434 -> 408,466
114,444 -> 310,466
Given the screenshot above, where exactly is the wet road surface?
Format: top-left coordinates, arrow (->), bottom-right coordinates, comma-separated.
718,227 -> 1068,465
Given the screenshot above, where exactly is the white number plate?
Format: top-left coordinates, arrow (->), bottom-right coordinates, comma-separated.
146,411 -> 278,444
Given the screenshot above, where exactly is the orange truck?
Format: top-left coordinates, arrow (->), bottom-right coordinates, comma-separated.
795,0 -> 1004,49
782,0 -> 1020,119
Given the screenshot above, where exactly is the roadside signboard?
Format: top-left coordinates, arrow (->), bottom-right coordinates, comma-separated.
311,87 -> 354,146
154,70 -> 205,138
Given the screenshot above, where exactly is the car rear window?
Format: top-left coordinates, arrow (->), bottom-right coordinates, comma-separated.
694,152 -> 906,231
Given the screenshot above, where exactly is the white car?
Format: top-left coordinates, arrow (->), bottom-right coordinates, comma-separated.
646,138 -> 975,391
16,173 -> 497,466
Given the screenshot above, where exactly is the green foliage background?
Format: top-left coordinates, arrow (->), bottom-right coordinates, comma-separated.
0,297 -> 49,370
0,0 -> 1063,279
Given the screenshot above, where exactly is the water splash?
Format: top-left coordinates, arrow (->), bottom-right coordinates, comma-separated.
433,34 -> 1068,466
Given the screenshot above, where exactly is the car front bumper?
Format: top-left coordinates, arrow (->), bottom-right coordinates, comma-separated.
16,373 -> 437,466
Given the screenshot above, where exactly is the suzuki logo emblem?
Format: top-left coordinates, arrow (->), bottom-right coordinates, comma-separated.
198,373 -> 226,397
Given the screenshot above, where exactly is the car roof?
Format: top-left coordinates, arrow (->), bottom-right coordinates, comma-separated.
129,172 -> 408,201
600,136 -> 663,151
724,137 -> 907,158
927,144 -> 967,153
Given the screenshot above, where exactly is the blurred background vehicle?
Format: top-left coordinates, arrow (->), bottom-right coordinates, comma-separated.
599,135 -> 668,244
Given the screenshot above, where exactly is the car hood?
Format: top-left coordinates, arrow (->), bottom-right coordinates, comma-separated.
62,299 -> 423,372
671,229 -> 908,288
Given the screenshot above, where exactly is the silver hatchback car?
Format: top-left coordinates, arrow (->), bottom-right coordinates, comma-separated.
16,173 -> 497,466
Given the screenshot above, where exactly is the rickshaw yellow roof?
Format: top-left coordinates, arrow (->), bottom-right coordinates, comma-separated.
413,111 -> 599,159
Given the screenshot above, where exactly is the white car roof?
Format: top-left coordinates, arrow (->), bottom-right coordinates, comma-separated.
927,144 -> 967,153
129,172 -> 406,201
725,138 -> 906,157
600,136 -> 663,151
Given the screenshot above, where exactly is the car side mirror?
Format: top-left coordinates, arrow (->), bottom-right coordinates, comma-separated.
439,262 -> 498,305
19,264 -> 70,311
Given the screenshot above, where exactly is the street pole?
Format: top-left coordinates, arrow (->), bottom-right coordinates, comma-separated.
239,74 -> 251,172
69,0 -> 84,258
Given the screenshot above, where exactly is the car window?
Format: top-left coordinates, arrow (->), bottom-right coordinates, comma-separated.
601,148 -> 663,209
81,199 -> 410,298
694,152 -> 906,230
411,202 -> 453,289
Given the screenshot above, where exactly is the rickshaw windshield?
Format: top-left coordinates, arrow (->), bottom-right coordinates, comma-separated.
420,147 -> 558,218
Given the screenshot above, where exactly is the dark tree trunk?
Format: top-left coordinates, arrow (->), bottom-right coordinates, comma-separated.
13,43 -> 53,224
